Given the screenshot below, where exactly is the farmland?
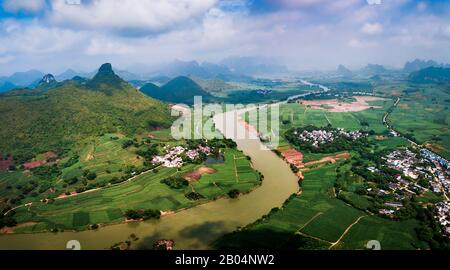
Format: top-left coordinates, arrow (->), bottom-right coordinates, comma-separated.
247,96 -> 395,153
7,147 -> 260,232
388,84 -> 450,159
214,162 -> 427,250
0,133 -> 147,207
215,88 -> 445,250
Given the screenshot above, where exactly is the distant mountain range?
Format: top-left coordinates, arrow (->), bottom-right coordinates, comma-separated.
403,59 -> 440,73
336,65 -> 353,77
159,60 -> 232,78
220,56 -> 288,76
408,67 -> 450,84
361,64 -> 388,76
2,58 -> 449,94
0,63 -> 172,160
0,70 -> 45,92
330,59 -> 449,78
149,57 -> 288,79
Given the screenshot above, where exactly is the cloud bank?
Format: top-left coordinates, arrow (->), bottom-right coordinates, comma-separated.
0,0 -> 449,74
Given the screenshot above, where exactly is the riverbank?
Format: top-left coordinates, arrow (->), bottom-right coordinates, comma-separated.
0,106 -> 299,250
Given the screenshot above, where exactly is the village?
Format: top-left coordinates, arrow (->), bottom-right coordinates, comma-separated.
152,145 -> 213,168
293,128 -> 366,148
378,148 -> 450,235
381,149 -> 450,195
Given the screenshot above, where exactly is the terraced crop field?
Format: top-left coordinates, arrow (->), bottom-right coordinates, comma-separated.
11,148 -> 260,232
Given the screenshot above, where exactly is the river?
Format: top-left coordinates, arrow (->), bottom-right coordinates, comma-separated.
0,107 -> 299,250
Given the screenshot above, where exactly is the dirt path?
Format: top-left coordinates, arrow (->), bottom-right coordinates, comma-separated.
296,212 -> 323,233
0,222 -> 39,234
233,155 -> 240,183
328,215 -> 367,250
296,231 -> 333,245
324,112 -> 332,125
301,153 -> 351,168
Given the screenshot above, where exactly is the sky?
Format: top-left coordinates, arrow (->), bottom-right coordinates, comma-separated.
0,0 -> 449,75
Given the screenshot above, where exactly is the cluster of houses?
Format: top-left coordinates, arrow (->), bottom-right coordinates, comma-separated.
370,183 -> 412,217
373,149 -> 431,216
383,149 -> 449,194
436,202 -> 450,236
384,149 -> 426,180
381,148 -> 450,235
421,149 -> 450,194
293,128 -> 365,148
152,145 -> 212,168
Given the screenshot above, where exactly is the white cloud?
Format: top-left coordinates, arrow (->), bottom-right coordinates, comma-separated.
0,0 -> 449,73
49,0 -> 217,34
417,2 -> 427,12
366,0 -> 382,5
361,22 -> 383,35
0,55 -> 14,64
348,38 -> 377,48
2,0 -> 46,13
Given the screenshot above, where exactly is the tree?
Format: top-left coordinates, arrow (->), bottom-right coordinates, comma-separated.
227,189 -> 240,199
86,172 -> 97,180
122,140 -> 134,149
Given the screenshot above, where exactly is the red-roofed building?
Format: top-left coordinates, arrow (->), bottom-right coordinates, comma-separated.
23,160 -> 46,170
280,149 -> 303,167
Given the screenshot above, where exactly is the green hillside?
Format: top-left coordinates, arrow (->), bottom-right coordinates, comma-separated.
409,67 -> 450,84
139,82 -> 160,97
190,76 -> 235,93
0,64 -> 172,162
140,76 -> 214,104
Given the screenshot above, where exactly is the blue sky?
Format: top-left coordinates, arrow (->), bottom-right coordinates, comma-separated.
0,0 -> 449,75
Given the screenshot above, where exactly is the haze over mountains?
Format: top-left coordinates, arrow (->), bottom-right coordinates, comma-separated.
0,56 -> 280,92
2,58 -> 450,94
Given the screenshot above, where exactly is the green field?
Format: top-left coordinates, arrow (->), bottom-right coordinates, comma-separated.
215,162 -> 426,250
337,216 -> 425,250
9,148 -> 260,232
388,85 -> 450,159
0,134 -> 146,206
61,134 -> 144,186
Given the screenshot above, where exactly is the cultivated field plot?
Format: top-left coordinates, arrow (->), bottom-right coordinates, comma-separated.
61,134 -> 144,185
13,166 -> 192,232
11,149 -> 260,232
215,162 -> 425,249
388,86 -> 450,159
0,172 -> 39,202
300,96 -> 387,113
216,163 -> 364,248
192,149 -> 261,199
336,216 -> 424,250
